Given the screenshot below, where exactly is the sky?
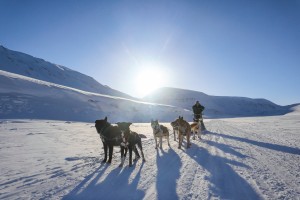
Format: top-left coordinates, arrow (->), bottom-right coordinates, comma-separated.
0,0 -> 299,105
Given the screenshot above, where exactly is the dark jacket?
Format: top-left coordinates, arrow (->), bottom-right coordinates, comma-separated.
192,103 -> 205,114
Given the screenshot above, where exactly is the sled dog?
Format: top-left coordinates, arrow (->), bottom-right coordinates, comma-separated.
151,120 -> 170,149
171,116 -> 191,149
116,122 -> 146,165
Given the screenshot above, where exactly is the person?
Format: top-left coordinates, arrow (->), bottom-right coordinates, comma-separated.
192,101 -> 206,131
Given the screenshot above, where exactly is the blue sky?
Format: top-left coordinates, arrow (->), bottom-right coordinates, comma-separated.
1,0 -> 299,105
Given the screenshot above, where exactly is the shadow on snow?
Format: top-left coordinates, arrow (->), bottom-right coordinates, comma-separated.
63,162 -> 145,200
203,140 -> 250,159
185,141 -> 261,200
207,131 -> 300,155
156,148 -> 182,200
62,128 -> 289,200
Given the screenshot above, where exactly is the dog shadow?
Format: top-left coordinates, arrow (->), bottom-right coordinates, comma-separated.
156,147 -> 182,199
185,141 -> 260,200
63,162 -> 145,200
206,131 -> 300,155
203,139 -> 250,159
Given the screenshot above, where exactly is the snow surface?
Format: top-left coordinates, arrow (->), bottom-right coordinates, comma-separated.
1,110 -> 299,200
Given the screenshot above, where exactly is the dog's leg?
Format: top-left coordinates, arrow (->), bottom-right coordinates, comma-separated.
167,134 -> 170,146
159,136 -> 163,149
119,147 -> 125,167
107,145 -> 113,163
124,147 -> 128,157
187,133 -> 191,148
102,142 -> 107,163
133,145 -> 140,162
136,138 -> 145,161
173,130 -> 176,141
154,134 -> 158,149
178,133 -> 182,149
192,130 -> 195,140
128,147 -> 133,167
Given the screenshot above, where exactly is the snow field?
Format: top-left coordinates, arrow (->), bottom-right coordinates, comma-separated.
0,113 -> 299,200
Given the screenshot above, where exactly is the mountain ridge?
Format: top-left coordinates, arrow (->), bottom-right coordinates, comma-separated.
0,70 -> 190,122
0,45 -> 132,99
143,87 -> 294,118
1,45 -> 298,121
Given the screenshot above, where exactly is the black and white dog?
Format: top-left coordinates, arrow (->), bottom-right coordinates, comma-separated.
116,122 -> 145,166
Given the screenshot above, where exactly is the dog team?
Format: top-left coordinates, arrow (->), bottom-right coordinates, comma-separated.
95,116 -> 202,167
94,101 -> 206,167
95,101 -> 205,167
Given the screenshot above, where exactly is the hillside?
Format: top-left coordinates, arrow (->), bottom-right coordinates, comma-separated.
0,70 -> 190,122
143,87 -> 294,118
1,46 -> 297,121
0,45 -> 131,98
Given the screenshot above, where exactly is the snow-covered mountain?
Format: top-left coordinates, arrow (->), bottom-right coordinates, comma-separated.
143,87 -> 296,118
1,46 -> 298,121
0,45 -> 132,98
0,70 -> 190,122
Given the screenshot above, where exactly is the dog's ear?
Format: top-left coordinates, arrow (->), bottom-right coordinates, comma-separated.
129,122 -> 132,126
104,116 -> 107,121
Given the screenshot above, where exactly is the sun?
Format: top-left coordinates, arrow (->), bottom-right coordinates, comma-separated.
135,68 -> 166,97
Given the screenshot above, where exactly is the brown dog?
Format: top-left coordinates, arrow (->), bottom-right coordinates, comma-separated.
190,120 -> 201,140
171,116 -> 191,149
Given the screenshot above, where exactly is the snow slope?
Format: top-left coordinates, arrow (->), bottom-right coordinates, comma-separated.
1,46 -> 297,120
143,87 -> 294,118
0,70 -> 191,122
0,110 -> 299,199
0,45 -> 132,98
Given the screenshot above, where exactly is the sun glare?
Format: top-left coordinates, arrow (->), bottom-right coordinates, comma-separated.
136,68 -> 166,97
